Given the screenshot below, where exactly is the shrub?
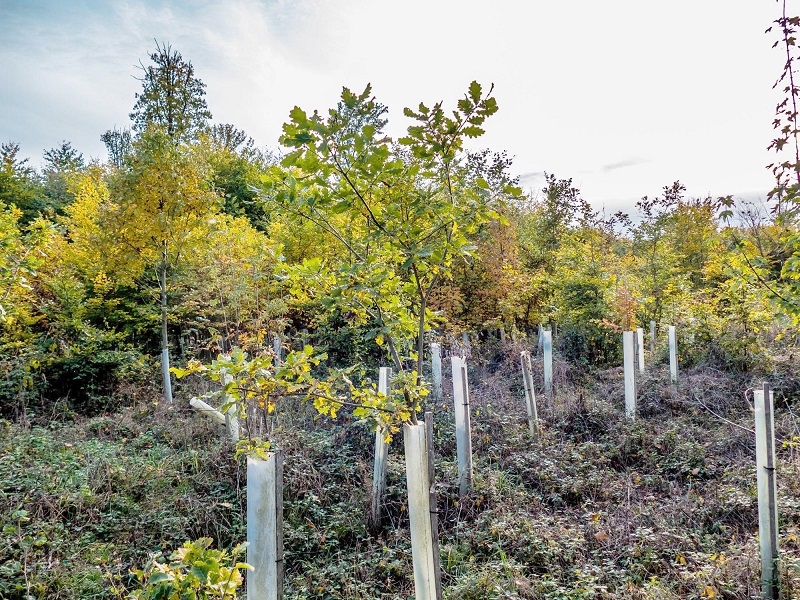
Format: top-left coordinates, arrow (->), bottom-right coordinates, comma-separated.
130,538 -> 250,599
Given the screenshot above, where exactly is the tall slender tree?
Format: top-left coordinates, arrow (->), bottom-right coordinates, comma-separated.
108,129 -> 217,401
130,41 -> 212,144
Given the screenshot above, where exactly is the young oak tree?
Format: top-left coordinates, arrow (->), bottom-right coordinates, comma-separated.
268,82 -> 519,421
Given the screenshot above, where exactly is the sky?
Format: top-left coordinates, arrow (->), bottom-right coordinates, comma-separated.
0,0 -> 786,215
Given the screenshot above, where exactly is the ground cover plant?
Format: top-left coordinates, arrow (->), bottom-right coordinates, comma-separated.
2,339 -> 800,599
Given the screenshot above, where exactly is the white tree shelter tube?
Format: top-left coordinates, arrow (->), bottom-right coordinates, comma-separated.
754,384 -> 779,599
161,347 -> 173,403
450,356 -> 473,497
247,451 -> 284,600
404,422 -> 439,600
371,367 -> 392,527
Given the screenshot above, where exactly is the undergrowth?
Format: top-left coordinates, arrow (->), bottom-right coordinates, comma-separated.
2,344 -> 800,598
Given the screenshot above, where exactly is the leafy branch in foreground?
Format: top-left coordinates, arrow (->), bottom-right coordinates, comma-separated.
173,346 -> 428,453
262,81 -> 518,426
130,538 -> 250,600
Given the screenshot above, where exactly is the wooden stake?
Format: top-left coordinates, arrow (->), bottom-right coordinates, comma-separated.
754,383 -> 779,599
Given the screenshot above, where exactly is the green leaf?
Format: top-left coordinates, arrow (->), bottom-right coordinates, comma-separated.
468,81 -> 482,103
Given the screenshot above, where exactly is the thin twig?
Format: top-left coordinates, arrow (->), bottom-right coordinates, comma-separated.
695,398 -> 755,435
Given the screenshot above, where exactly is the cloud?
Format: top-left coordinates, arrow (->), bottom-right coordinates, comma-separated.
602,157 -> 650,172
518,171 -> 545,185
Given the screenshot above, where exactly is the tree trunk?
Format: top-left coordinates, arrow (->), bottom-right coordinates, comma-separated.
416,294 -> 427,388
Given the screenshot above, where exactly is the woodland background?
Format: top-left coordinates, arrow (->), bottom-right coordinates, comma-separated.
3,9 -> 800,599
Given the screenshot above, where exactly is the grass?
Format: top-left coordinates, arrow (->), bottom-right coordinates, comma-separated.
2,342 -> 800,598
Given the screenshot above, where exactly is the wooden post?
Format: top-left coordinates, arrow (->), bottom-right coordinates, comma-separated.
499,327 -> 506,343
247,451 -> 284,600
754,383 -> 779,599
636,327 -> 645,374
543,330 -> 553,395
450,356 -> 473,496
649,320 -> 656,355
404,422 -> 440,600
424,413 -> 443,600
520,351 -> 539,438
622,331 -> 636,420
371,367 -> 391,527
537,324 -> 544,355
430,342 -> 442,401
668,325 -> 678,384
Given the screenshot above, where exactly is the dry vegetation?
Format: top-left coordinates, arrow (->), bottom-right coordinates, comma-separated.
2,339 -> 800,599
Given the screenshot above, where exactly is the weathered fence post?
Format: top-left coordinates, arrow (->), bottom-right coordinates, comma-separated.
754,383 -> 779,599
450,356 -> 473,496
668,325 -> 678,384
543,330 -> 553,395
404,421 -> 440,600
537,324 -> 544,355
431,342 -> 442,401
461,332 -> 470,348
520,351 -> 539,438
649,320 -> 656,355
636,327 -> 645,374
424,412 -> 443,600
499,327 -> 506,343
371,367 -> 391,527
247,451 -> 284,600
622,331 -> 636,420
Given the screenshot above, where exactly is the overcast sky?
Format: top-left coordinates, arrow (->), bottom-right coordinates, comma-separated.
0,0 -> 785,214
